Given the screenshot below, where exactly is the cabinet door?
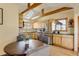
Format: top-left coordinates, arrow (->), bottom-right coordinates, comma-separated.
32,33 -> 38,39
53,35 -> 62,46
62,36 -> 67,47
32,33 -> 34,39
55,36 -> 62,45
62,35 -> 73,49
53,36 -> 56,44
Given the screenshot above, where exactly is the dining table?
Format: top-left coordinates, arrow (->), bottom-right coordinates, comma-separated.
4,39 -> 44,56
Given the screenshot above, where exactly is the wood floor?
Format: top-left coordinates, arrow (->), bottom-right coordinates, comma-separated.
27,45 -> 77,56
1,45 -> 78,56
49,45 -> 77,56
1,39 -> 78,56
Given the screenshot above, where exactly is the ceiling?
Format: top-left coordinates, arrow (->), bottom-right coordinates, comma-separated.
23,3 -> 69,20
18,3 -> 78,22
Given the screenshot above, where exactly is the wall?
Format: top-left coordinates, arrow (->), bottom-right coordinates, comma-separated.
74,5 -> 79,52
0,4 -> 19,55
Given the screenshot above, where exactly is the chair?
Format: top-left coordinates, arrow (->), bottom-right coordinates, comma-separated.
17,34 -> 26,41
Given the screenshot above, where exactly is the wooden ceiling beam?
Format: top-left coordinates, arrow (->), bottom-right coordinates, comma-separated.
43,7 -> 73,16
41,9 -> 44,16
27,3 -> 30,8
20,3 -> 42,14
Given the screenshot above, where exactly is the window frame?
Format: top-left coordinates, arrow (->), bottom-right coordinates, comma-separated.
52,17 -> 68,32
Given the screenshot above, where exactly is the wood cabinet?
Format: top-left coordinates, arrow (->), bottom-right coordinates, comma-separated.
62,35 -> 73,49
32,32 -> 38,39
53,34 -> 74,50
24,32 -> 38,40
53,35 -> 62,46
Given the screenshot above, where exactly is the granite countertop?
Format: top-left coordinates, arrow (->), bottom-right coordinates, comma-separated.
24,32 -> 74,35
52,33 -> 74,35
44,32 -> 74,35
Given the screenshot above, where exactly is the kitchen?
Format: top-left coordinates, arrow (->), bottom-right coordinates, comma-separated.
19,5 -> 74,50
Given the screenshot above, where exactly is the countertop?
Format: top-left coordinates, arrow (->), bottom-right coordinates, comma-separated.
24,32 -> 74,35
44,33 -> 74,35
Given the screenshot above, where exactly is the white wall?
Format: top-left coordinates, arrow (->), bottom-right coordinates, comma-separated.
17,3 -> 27,13
0,4 -> 19,55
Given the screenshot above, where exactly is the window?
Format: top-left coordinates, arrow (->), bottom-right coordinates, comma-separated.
52,21 -> 55,31
23,22 -> 32,32
58,19 -> 67,31
52,18 -> 67,31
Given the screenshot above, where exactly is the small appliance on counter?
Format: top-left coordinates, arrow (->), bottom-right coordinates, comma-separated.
53,30 -> 60,34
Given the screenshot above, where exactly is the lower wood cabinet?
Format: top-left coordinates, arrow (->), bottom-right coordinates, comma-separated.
32,33 -> 38,39
53,35 -> 62,46
62,35 -> 73,49
53,34 -> 74,50
24,32 -> 38,40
